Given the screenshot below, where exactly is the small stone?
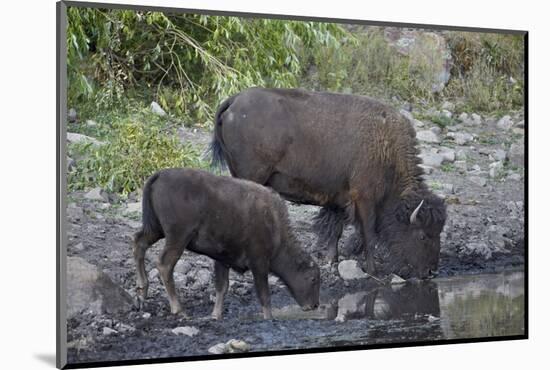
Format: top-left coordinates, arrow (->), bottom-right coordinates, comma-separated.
419,165 -> 434,175
148,268 -> 159,280
86,119 -> 98,127
413,119 -> 425,128
68,108 -> 77,122
226,339 -> 250,353
191,269 -> 212,289
446,132 -> 474,145
430,126 -> 442,135
489,161 -> 504,178
73,242 -> 84,251
507,173 -> 522,181
455,149 -> 468,161
497,115 -> 513,131
427,314 -> 439,322
208,343 -> 227,355
468,176 -> 487,187
507,142 -> 525,167
399,109 -> 414,122
458,112 -> 470,124
124,202 -> 141,214
142,312 -> 151,319
463,242 -> 493,260
338,260 -> 368,280
172,326 -> 200,337
67,132 -> 104,146
491,149 -> 507,162
102,327 -> 118,335
67,204 -> 84,221
440,109 -> 452,119
150,101 -> 167,116
438,147 -> 456,163
454,161 -> 468,172
441,183 -> 455,194
84,187 -> 109,202
416,130 -> 441,143
471,113 -> 482,125
389,274 -> 406,285
419,152 -> 444,168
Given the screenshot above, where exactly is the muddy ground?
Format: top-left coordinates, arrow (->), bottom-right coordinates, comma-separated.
65,108 -> 525,365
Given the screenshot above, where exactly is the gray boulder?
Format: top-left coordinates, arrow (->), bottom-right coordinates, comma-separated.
67,256 -> 133,318
507,142 -> 525,167
446,132 -> 474,145
416,130 -> 441,143
84,187 -> 109,202
338,260 -> 368,280
419,152 -> 444,168
67,132 -> 103,146
497,115 -> 513,131
150,101 -> 167,116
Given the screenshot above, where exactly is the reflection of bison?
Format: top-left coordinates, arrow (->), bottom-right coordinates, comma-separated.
210,88 -> 446,278
133,168 -> 320,319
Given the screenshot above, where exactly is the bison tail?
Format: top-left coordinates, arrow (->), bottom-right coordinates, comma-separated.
139,172 -> 163,239
209,95 -> 236,170
312,206 -> 348,243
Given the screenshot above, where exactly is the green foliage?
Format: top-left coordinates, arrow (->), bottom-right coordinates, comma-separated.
441,163 -> 455,173
443,32 -> 524,112
67,7 -> 346,124
68,111 -> 205,195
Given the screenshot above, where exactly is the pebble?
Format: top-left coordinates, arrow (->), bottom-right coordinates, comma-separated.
208,343 -> 227,355
416,130 -> 441,143
338,260 -> 368,280
102,327 -> 118,335
172,326 -> 200,337
497,115 -> 513,131
150,101 -> 167,116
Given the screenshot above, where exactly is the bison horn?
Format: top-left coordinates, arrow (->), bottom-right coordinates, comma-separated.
409,200 -> 424,224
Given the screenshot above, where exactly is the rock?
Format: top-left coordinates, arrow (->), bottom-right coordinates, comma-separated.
67,156 -> 76,172
171,326 -> 200,337
489,161 -> 504,178
491,149 -> 507,162
507,142 -> 525,167
67,256 -> 134,318
507,173 -> 522,181
124,202 -> 141,214
389,274 -> 406,285
86,119 -> 98,127
191,268 -> 212,289
440,110 -> 452,119
468,176 -> 487,187
84,187 -> 109,202
150,101 -> 167,116
67,204 -> 84,221
416,130 -> 441,143
383,29 -> 451,92
441,101 -> 455,111
487,225 -> 511,251
497,115 -> 513,131
430,126 -> 442,135
399,109 -> 414,122
102,327 -> 118,336
338,260 -> 368,280
512,128 -> 524,136
226,339 -> 250,353
67,132 -> 104,146
471,113 -> 482,125
115,323 -> 136,333
458,112 -> 470,124
68,108 -> 77,122
438,147 -> 456,163
419,152 -> 444,168
335,292 -> 369,322
174,260 -> 193,275
427,314 -> 439,322
441,183 -> 455,194
455,149 -> 469,161
73,242 -> 85,252
148,268 -> 159,280
208,343 -> 227,355
419,164 -> 434,175
142,312 -> 151,319
413,119 -> 425,128
446,132 -> 474,145
462,242 -> 493,260
454,161 -> 468,172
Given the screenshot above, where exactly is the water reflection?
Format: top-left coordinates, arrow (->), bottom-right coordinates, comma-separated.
274,271 -> 524,342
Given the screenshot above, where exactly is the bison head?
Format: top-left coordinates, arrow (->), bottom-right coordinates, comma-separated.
276,249 -> 321,311
375,192 -> 447,279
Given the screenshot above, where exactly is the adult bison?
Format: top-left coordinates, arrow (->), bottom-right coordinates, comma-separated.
210,87 -> 446,279
133,168 -> 320,319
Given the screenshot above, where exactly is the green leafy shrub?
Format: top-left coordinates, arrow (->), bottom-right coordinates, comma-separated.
68,114 -> 204,195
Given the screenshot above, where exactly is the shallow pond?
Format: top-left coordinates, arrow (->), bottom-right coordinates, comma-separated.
271,270 -> 525,347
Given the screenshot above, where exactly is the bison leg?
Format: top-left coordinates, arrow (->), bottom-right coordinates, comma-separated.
313,207 -> 345,265
250,265 -> 273,319
355,202 -> 377,276
211,261 -> 230,320
157,234 -> 190,315
133,230 -> 161,308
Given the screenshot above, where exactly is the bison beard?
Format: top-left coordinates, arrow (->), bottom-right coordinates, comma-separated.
209,87 -> 447,279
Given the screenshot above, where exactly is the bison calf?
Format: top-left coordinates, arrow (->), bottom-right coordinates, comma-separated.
133,168 -> 320,319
